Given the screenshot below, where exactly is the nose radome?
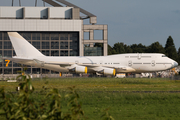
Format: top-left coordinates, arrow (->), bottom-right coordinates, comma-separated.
174,62 -> 178,67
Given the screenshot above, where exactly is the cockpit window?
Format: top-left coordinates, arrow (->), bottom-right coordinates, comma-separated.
162,55 -> 167,57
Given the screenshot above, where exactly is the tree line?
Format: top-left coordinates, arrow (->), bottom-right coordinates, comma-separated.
95,36 -> 180,64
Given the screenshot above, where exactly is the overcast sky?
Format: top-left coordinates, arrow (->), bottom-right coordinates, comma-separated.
1,0 -> 180,49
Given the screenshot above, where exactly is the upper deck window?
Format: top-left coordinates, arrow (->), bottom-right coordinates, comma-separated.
162,55 -> 167,57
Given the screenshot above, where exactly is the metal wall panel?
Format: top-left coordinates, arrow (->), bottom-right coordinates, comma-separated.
62,20 -> 73,31
0,7 -> 73,19
37,20 -> 49,31
0,19 -> 11,31
0,7 -> 23,18
74,20 -> 81,31
49,20 -> 61,31
24,7 -> 48,19
12,20 -> 24,31
0,19 -> 82,32
24,20 -> 37,31
49,7 -> 72,19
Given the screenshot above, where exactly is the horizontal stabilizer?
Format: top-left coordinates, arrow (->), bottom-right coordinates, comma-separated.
2,57 -> 33,63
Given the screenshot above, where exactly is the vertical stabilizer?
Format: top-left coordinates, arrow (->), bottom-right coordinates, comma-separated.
8,32 -> 44,57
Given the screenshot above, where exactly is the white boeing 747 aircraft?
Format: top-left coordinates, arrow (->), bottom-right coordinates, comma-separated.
2,32 -> 178,75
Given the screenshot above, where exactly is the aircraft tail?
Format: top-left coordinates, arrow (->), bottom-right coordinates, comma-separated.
8,32 -> 44,57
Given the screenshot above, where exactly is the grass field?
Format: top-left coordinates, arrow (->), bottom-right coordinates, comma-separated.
1,77 -> 180,119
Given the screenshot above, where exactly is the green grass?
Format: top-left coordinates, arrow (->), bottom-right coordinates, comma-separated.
79,92 -> 180,120
1,77 -> 180,119
1,77 -> 180,92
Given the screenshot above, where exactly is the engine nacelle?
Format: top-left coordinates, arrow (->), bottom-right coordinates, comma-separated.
69,66 -> 87,74
99,68 -> 116,75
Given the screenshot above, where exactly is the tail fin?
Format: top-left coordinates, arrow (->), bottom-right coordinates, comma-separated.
8,32 -> 44,57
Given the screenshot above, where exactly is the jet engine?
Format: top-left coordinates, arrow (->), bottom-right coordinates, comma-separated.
99,68 -> 116,76
69,66 -> 88,74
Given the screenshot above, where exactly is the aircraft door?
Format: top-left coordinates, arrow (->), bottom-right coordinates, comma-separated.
128,60 -> 132,66
100,61 -> 103,65
75,60 -> 79,64
151,60 -> 155,67
138,53 -> 141,59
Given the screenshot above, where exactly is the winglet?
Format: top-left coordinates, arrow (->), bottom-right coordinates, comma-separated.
8,32 -> 44,57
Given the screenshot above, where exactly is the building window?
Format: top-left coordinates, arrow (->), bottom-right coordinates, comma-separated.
51,42 -> 59,49
70,42 -> 78,49
42,33 -> 50,40
42,69 -> 50,74
4,68 -> 12,74
84,47 -> 103,56
24,68 -> 31,74
51,71 -> 59,74
3,33 -> 10,40
0,41 -> 2,49
0,32 -> 2,40
42,42 -> 49,49
23,33 -> 31,40
0,50 -> 2,56
32,68 -> 40,74
13,62 -> 21,67
4,50 -> 12,57
51,33 -> 59,40
51,50 -> 59,56
70,51 -> 78,56
60,33 -> 68,40
42,50 -> 50,56
32,33 -> 40,40
60,50 -> 68,56
0,55 -> 2,66
60,42 -> 68,49
4,41 -> 12,49
32,42 -> 40,49
13,68 -> 21,74
70,33 -> 78,41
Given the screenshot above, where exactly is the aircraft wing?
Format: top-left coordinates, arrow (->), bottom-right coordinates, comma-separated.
1,57 -> 33,63
45,62 -> 74,66
45,62 -> 100,67
45,61 -> 135,73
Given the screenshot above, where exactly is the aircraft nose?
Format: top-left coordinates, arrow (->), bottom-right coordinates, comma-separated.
174,61 -> 178,67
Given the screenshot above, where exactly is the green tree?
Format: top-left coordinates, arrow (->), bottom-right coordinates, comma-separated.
130,44 -> 147,53
165,36 -> 174,49
113,42 -> 125,54
165,36 -> 178,61
146,42 -> 165,53
108,45 -> 113,55
177,47 -> 180,64
124,45 -> 133,53
94,43 -> 103,47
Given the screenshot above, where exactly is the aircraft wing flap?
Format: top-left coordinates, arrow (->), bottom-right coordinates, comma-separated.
45,62 -> 73,67
45,62 -> 100,67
